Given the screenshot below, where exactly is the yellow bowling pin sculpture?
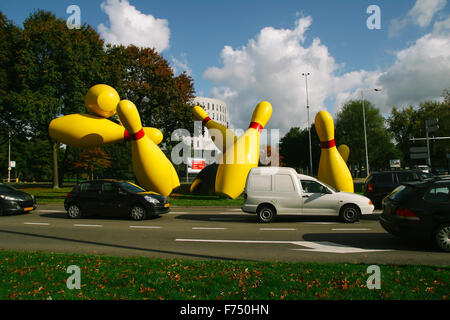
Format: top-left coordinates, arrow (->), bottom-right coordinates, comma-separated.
84,84 -> 120,118
315,111 -> 354,193
49,114 -> 163,149
192,105 -> 236,152
215,101 -> 272,199
117,100 -> 180,196
337,144 -> 350,163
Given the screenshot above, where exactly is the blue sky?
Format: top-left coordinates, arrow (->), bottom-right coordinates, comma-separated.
1,0 -> 449,132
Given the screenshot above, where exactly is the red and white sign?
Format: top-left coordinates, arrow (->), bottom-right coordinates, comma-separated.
187,158 -> 206,173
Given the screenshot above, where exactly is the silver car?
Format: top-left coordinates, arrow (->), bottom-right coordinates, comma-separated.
242,167 -> 374,223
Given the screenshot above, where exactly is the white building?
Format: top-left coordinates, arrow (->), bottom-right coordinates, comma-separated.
189,97 -> 229,164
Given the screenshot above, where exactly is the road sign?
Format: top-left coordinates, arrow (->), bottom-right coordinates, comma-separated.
9,161 -> 15,168
409,147 -> 427,153
390,159 -> 401,168
426,118 -> 439,133
410,153 -> 428,159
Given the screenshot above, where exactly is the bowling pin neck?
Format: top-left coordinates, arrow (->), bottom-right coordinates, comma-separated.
248,121 -> 264,133
202,116 -> 212,126
321,138 -> 336,149
124,128 -> 145,141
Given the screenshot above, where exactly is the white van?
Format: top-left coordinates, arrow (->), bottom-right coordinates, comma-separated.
242,167 -> 374,223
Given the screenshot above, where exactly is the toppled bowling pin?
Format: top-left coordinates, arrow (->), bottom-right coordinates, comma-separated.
117,100 -> 180,196
193,105 -> 236,152
49,114 -> 163,149
84,84 -> 120,118
315,111 -> 354,193
215,101 -> 272,199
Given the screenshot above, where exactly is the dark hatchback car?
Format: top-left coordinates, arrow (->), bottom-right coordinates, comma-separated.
380,177 -> 450,252
64,180 -> 170,220
363,170 -> 433,208
0,184 -> 37,216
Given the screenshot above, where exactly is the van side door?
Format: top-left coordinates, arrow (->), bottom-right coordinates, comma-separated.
272,174 -> 302,214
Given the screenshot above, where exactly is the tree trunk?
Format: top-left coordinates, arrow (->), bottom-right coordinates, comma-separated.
52,141 -> 59,189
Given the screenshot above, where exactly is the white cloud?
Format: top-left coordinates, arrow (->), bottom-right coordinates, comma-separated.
389,0 -> 447,37
378,32 -> 450,110
171,53 -> 192,76
98,0 -> 170,52
204,17 -> 379,133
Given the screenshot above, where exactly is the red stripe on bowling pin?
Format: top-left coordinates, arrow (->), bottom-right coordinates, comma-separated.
124,128 -> 145,141
321,139 -> 336,149
202,116 -> 211,126
249,121 -> 263,133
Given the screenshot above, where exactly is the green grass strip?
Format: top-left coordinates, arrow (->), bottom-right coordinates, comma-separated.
0,250 -> 447,300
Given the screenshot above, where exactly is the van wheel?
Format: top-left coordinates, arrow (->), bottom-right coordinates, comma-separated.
130,205 -> 147,221
339,204 -> 360,223
257,205 -> 276,223
434,224 -> 450,252
67,204 -> 82,219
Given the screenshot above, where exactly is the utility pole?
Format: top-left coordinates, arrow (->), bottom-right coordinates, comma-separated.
302,72 -> 313,176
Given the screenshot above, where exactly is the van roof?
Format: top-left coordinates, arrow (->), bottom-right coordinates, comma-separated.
249,167 -> 317,181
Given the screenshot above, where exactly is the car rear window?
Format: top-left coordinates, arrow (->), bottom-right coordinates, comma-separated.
387,185 -> 415,202
373,173 -> 393,184
396,172 -> 417,183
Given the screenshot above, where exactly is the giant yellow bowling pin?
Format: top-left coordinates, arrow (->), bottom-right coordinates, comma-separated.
215,101 -> 272,199
315,111 -> 354,193
49,114 -> 163,149
117,100 -> 180,196
192,106 -> 236,152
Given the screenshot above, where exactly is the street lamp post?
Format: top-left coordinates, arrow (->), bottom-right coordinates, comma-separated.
360,88 -> 381,177
302,72 -> 313,176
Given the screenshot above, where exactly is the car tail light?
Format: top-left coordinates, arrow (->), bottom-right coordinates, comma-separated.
368,183 -> 373,192
396,208 -> 420,221
66,192 -> 71,197
243,193 -> 248,200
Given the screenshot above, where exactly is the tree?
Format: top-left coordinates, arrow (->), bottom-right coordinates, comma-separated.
72,148 -> 112,180
12,10 -> 106,188
387,97 -> 450,168
105,45 -> 196,146
0,11 -> 22,145
279,126 -> 321,174
335,100 -> 400,173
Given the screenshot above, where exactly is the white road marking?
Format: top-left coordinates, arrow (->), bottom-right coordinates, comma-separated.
303,222 -> 337,225
37,210 -> 64,213
129,226 -> 162,229
167,212 -> 188,214
209,218 -> 247,221
73,224 -> 103,228
192,227 -> 227,230
331,228 -> 371,231
175,238 -> 392,254
227,209 -> 242,212
23,222 -> 50,226
259,228 -> 297,231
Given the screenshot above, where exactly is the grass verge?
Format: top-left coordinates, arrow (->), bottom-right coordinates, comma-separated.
0,250 -> 448,300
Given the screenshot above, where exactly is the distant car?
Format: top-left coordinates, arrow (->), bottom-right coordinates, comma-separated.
0,184 -> 37,216
64,180 -> 170,220
431,167 -> 449,176
242,167 -> 374,223
415,165 -> 431,174
362,170 -> 432,208
380,177 -> 450,252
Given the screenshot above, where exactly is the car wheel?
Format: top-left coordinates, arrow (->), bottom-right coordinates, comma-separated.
67,204 -> 82,219
257,205 -> 276,223
340,204 -> 360,223
434,224 -> 450,252
130,205 -> 147,221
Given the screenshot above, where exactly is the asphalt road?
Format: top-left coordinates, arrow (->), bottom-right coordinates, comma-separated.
0,204 -> 448,265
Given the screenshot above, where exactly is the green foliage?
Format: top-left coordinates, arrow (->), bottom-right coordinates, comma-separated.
387,99 -> 450,168
279,126 -> 320,174
335,100 -> 401,172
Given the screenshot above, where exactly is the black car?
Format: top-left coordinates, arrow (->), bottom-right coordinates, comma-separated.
0,184 -> 37,216
64,180 -> 170,220
362,170 -> 433,208
379,177 -> 450,252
